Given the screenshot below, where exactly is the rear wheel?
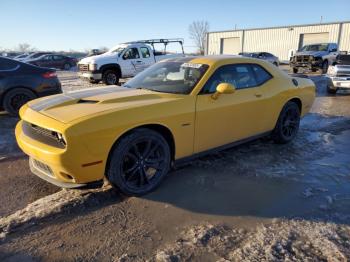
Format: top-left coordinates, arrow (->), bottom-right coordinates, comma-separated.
107,129 -> 171,196
293,67 -> 298,74
3,88 -> 36,116
102,70 -> 120,85
272,102 -> 300,144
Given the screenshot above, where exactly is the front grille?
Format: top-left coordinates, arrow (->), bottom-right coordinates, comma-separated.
296,55 -> 311,63
79,64 -> 89,72
32,159 -> 53,177
22,121 -> 66,149
335,66 -> 350,77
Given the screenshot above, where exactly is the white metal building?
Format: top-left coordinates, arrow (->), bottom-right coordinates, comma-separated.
206,21 -> 350,61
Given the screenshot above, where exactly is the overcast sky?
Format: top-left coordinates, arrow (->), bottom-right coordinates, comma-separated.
1,0 -> 349,52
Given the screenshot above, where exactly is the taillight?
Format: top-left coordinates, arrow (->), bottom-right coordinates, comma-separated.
42,71 -> 57,78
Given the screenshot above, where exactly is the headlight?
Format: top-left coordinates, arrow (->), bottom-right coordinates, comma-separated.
55,132 -> 66,146
89,63 -> 97,71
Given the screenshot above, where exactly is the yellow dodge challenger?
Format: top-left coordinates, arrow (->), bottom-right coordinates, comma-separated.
16,56 -> 315,195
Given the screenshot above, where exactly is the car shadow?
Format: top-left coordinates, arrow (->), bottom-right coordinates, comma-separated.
142,112 -> 350,224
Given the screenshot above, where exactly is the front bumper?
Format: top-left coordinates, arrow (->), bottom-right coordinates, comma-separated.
329,76 -> 350,89
29,157 -> 88,188
78,71 -> 102,81
15,112 -> 106,188
290,60 -> 322,69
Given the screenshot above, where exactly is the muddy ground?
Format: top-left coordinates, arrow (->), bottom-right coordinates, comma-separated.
0,68 -> 350,261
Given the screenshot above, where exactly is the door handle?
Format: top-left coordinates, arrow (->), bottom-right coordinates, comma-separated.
255,93 -> 262,98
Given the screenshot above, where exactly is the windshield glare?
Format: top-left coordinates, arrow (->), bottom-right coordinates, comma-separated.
123,61 -> 209,94
108,47 -> 125,54
301,44 -> 328,52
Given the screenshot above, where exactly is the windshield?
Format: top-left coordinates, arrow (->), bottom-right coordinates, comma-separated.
108,47 -> 125,54
124,61 -> 209,94
301,44 -> 328,52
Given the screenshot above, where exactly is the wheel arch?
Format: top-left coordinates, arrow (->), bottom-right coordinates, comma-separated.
288,97 -> 302,113
100,63 -> 122,77
105,123 -> 176,175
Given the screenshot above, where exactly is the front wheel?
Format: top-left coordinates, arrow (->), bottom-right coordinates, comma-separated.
102,70 -> 120,85
322,60 -> 329,74
63,63 -> 71,71
272,102 -> 300,144
107,129 -> 171,196
327,85 -> 337,94
293,67 -> 298,74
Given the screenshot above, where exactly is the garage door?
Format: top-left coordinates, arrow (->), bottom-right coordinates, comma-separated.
221,37 -> 241,55
299,32 -> 329,49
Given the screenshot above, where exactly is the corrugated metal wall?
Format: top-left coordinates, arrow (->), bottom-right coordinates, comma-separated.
339,23 -> 350,52
206,31 -> 243,55
207,22 -> 350,61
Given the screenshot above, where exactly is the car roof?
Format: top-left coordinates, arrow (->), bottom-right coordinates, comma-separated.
166,55 -> 268,66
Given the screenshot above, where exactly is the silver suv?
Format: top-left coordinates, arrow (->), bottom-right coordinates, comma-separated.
239,52 -> 280,66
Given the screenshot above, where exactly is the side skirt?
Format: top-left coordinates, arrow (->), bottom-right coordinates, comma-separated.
173,131 -> 272,168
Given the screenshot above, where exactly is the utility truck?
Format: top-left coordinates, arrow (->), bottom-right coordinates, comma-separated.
78,39 -> 185,85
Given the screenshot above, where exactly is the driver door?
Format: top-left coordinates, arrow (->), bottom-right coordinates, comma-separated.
119,47 -> 142,77
194,63 -> 273,153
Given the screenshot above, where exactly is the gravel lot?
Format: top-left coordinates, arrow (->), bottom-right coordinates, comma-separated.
0,67 -> 350,261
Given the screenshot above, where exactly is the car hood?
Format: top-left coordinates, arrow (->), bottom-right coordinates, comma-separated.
295,50 -> 328,57
79,52 -> 119,64
27,86 -> 181,124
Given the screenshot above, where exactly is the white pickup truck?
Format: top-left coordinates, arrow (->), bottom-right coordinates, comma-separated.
78,39 -> 185,85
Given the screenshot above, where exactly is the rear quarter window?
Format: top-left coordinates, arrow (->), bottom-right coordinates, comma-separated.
252,64 -> 272,85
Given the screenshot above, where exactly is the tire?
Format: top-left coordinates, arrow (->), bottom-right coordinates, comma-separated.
63,63 -> 71,71
273,62 -> 278,67
102,70 -> 120,85
293,68 -> 298,74
311,68 -> 318,72
322,60 -> 329,74
3,88 -> 36,116
327,85 -> 337,94
106,128 -> 171,196
272,101 -> 300,144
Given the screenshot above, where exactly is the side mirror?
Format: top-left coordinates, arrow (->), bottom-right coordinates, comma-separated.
211,83 -> 236,100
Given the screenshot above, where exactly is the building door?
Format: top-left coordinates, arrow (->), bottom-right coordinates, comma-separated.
298,32 -> 329,49
220,37 -> 241,55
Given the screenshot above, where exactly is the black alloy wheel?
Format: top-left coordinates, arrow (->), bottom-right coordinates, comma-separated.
107,129 -> 171,195
272,101 -> 300,144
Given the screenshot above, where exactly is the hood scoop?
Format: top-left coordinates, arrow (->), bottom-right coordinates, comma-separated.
77,99 -> 99,104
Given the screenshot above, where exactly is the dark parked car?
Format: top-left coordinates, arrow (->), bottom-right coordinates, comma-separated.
0,57 -> 62,116
27,54 -> 77,70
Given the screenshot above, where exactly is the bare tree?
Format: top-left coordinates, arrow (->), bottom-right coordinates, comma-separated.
16,43 -> 36,52
189,21 -> 209,55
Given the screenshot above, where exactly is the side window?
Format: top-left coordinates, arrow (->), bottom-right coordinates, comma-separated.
201,65 -> 236,94
201,64 -> 272,94
234,65 -> 258,89
123,48 -> 140,60
0,58 -> 19,71
53,55 -> 63,60
43,55 -> 52,60
252,64 -> 272,85
140,47 -> 151,58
